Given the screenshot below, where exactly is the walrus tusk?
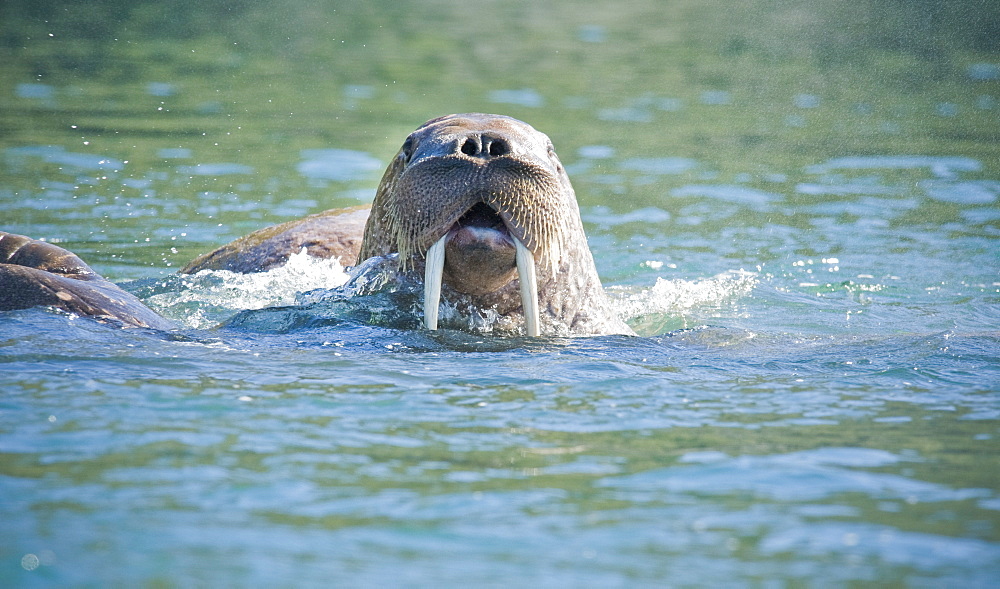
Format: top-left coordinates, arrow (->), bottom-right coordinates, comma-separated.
423,234 -> 447,330
515,238 -> 540,336
424,233 -> 540,336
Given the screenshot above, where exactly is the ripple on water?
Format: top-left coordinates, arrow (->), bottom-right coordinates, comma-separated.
598,447 -> 989,503
806,155 -> 982,179
176,163 -> 254,176
6,145 -> 125,171
759,522 -> 1000,575
597,107 -> 654,122
803,195 -> 921,219
584,205 -> 671,227
157,148 -> 192,159
487,88 -> 545,108
795,181 -> 905,196
15,83 -> 56,100
619,157 -> 698,175
577,145 -> 616,159
296,148 -> 383,182
671,184 -> 783,208
921,179 -> 1000,204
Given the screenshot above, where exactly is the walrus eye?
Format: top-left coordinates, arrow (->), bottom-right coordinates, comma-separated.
399,138 -> 414,163
547,143 -> 563,172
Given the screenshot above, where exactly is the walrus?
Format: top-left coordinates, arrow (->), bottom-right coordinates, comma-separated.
0,232 -> 175,330
0,113 -> 633,336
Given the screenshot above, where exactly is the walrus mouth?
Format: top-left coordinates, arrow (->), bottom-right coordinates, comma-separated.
423,203 -> 540,336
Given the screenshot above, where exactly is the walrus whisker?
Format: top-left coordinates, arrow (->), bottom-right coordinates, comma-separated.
515,237 -> 540,337
423,234 -> 447,330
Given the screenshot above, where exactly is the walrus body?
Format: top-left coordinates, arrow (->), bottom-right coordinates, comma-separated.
0,114 -> 633,336
180,205 -> 370,274
0,233 -> 174,330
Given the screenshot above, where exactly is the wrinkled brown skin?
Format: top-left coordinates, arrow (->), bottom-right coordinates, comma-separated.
0,113 -> 633,335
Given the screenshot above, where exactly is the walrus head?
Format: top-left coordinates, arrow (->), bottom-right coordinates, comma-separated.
359,113 -> 632,336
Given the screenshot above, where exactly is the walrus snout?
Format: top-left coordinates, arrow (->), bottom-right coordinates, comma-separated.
408,115 -> 546,173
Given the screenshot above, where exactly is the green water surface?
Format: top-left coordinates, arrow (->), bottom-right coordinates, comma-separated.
1,1 -> 999,586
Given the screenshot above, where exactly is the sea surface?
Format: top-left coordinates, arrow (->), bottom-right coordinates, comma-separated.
1,1 -> 998,586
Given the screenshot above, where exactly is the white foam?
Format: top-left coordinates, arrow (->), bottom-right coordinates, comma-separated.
611,271 -> 758,333
147,249 -> 351,329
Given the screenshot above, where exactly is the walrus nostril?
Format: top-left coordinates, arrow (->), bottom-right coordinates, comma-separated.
459,134 -> 510,158
486,137 -> 509,157
461,137 -> 480,156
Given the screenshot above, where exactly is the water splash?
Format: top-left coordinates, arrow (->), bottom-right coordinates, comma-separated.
144,249 -> 351,329
611,271 -> 758,335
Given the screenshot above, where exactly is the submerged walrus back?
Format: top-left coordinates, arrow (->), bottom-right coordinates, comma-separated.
0,232 -> 174,329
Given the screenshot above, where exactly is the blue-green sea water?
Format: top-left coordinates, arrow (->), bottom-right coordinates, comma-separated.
1,1 -> 999,586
